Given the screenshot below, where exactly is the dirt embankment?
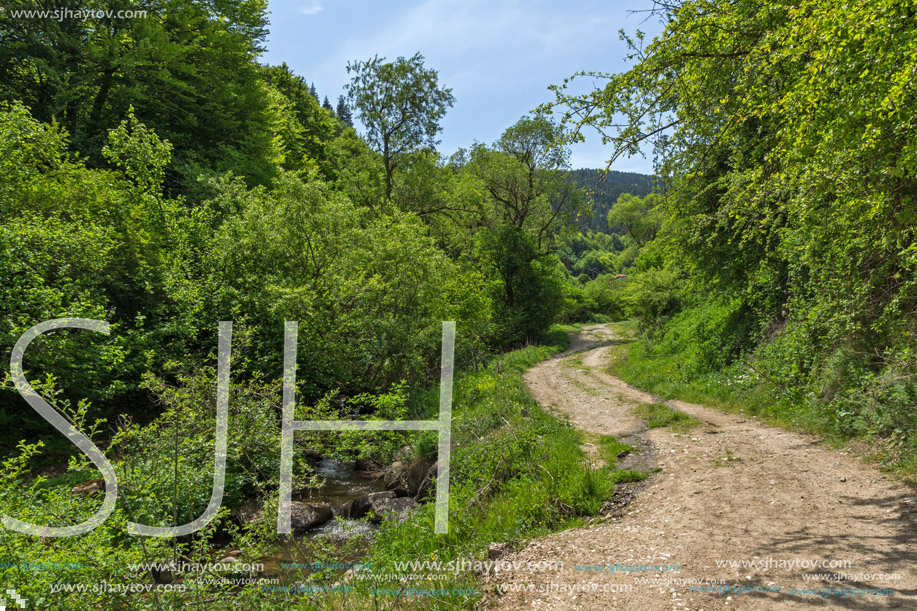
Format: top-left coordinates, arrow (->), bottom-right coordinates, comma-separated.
487,325 -> 916,610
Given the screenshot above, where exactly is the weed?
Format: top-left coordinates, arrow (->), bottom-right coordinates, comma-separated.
597,435 -> 635,468
609,469 -> 649,484
634,403 -> 702,432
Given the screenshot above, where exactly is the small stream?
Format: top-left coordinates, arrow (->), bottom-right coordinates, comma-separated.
296,458 -> 388,511
262,459 -> 387,579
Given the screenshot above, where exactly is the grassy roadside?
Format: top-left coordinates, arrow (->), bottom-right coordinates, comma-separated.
287,323 -> 622,609
603,321 -> 917,483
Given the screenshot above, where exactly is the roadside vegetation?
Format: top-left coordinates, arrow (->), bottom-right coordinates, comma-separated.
0,326 -> 634,609
633,403 -> 702,433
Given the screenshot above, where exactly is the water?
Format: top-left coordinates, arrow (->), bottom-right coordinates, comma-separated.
263,458 -> 387,580
294,458 -> 388,513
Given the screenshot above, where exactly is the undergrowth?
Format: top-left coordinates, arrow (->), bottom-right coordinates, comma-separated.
325,325 -> 619,609
606,321 -> 917,482
0,324 -> 623,610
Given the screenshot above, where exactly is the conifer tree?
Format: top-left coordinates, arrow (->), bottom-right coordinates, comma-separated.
336,95 -> 354,127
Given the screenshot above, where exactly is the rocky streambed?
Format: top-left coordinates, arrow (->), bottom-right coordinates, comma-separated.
233,448 -> 438,537
113,448 -> 439,585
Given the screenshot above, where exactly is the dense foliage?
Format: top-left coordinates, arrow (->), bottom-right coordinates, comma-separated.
0,25 -> 597,447
548,0 -> 917,472
9,0 -> 911,607
567,168 -> 653,233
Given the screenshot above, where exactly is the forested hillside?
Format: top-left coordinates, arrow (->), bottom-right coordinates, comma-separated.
0,12 -> 593,448
567,168 -> 653,232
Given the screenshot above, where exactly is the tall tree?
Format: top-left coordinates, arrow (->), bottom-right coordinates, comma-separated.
0,0 -> 274,193
322,96 -> 333,112
469,116 -> 585,250
345,52 -> 455,199
336,95 -> 354,127
467,116 -> 586,346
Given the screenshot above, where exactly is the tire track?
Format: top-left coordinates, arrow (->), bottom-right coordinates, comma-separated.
487,325 -> 917,610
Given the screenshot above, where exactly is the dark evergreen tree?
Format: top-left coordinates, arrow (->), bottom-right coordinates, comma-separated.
336,95 -> 354,127
322,96 -> 333,112
309,82 -> 318,98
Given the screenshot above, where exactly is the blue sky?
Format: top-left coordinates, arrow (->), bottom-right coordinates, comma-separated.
262,0 -> 665,173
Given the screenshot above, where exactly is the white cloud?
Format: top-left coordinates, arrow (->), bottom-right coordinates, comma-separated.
298,0 -> 323,16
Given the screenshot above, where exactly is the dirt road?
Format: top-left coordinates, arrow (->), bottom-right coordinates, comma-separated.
488,325 -> 916,610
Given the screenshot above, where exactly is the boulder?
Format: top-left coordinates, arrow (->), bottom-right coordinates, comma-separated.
289,502 -> 333,534
383,461 -> 411,497
351,491 -> 396,519
393,445 -> 413,462
71,479 -> 103,496
368,497 -> 419,523
384,457 -> 435,498
337,499 -> 355,519
150,562 -> 175,585
407,459 -> 434,498
232,498 -> 264,525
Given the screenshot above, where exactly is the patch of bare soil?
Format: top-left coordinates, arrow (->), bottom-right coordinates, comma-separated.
485,324 -> 916,610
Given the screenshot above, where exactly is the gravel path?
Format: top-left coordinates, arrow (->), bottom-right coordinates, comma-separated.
487,325 -> 916,610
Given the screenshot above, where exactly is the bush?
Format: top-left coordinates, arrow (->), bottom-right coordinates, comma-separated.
624,266 -> 688,332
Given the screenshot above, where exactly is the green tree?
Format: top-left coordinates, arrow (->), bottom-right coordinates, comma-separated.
0,0 -> 275,193
336,95 -> 354,127
262,63 -> 338,176
0,103 -> 181,442
469,116 -> 585,251
176,170 -> 451,399
463,116 -> 586,346
547,0 -> 917,442
390,150 -> 483,253
476,225 -> 564,347
607,192 -> 662,248
345,52 -> 455,198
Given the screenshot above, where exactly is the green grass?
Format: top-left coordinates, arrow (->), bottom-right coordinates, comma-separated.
596,435 -> 651,485
597,435 -> 634,468
1,324 -> 623,611
318,324 -> 623,609
605,320 -> 917,482
609,469 -> 649,484
634,403 -> 702,432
